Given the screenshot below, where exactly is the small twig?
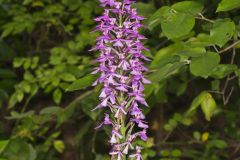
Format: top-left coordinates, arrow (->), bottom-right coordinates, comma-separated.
228,75 -> 238,81
195,13 -> 214,23
221,41 -> 237,105
219,40 -> 240,54
162,130 -> 173,142
223,87 -> 234,105
213,45 -> 219,53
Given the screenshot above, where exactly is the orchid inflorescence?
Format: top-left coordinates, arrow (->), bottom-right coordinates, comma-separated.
91,0 -> 150,159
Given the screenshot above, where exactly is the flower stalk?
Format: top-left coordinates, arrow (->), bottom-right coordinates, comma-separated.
91,0 -> 150,159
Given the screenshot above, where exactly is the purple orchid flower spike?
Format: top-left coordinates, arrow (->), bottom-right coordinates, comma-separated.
92,0 -> 150,159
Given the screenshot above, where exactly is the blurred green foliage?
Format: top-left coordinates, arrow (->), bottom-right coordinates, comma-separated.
0,0 -> 239,159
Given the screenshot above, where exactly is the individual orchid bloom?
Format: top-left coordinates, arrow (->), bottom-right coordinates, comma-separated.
134,130 -> 148,141
122,135 -> 135,154
92,0 -> 150,159
114,101 -> 127,118
110,125 -> 123,144
110,145 -> 124,160
95,114 -> 113,129
129,146 -> 143,160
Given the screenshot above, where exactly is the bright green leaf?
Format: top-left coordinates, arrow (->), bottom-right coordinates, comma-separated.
40,106 -> 62,115
148,6 -> 170,30
193,131 -> 201,141
59,73 -> 76,82
176,47 -> 206,57
202,132 -> 209,141
210,19 -> 235,47
53,140 -> 65,153
188,91 -> 209,114
53,89 -> 62,104
201,92 -> 217,121
149,62 -> 185,83
0,140 -> 9,154
161,8 -> 195,39
210,64 -> 237,79
2,139 -> 32,160
7,111 -> 34,120
28,144 -> 37,160
66,74 -> 97,92
217,0 -> 240,12
150,43 -> 183,69
172,149 -> 182,157
16,91 -> 24,102
161,150 -> 170,157
172,1 -> 204,15
190,52 -> 220,78
187,33 -> 213,47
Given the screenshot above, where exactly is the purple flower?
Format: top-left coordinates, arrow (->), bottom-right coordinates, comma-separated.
129,146 -> 143,160
110,125 -> 123,144
92,0 -> 150,158
95,114 -> 113,129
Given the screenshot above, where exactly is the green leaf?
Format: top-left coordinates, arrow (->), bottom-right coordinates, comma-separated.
23,0 -> 33,5
0,140 -> 9,154
28,144 -> 37,160
217,0 -> 240,12
187,33 -> 213,47
148,6 -> 170,30
132,2 -> 156,18
8,93 -> 18,108
150,43 -> 183,69
211,80 -> 220,91
193,131 -> 201,141
161,8 -> 195,39
2,138 -> 35,160
209,140 -> 228,149
22,82 -> 31,93
172,1 -> 204,15
210,19 -> 235,47
149,62 -> 185,83
161,150 -> 170,157
188,91 -> 209,114
172,149 -> 182,157
187,91 -> 217,121
1,24 -> 14,38
32,1 -> 44,7
210,64 -> 237,79
59,73 -> 76,82
53,89 -> 62,104
16,91 -> 24,102
7,111 -> 34,120
190,52 -> 220,78
40,106 -> 62,115
201,92 -> 217,121
176,47 -> 206,57
66,74 -> 97,92
53,140 -> 65,153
